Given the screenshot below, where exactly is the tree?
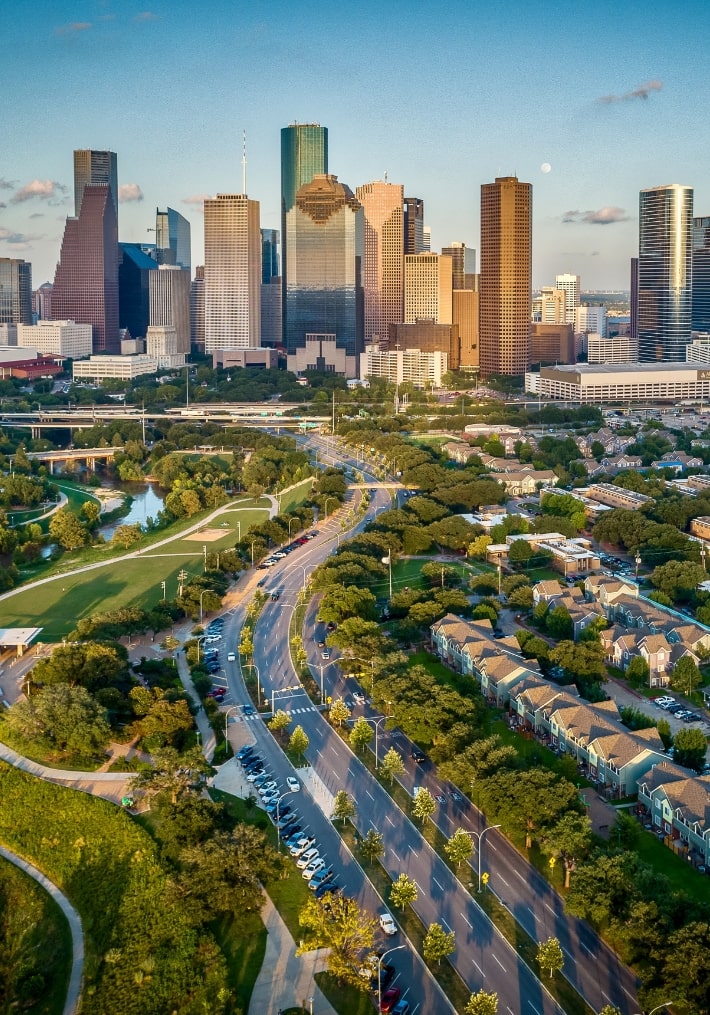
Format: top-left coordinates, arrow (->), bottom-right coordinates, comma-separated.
656,717 -> 673,749
670,655 -> 702,698
332,790 -> 356,827
160,635 -> 180,652
465,990 -> 498,1015
550,640 -> 607,686
445,828 -> 474,870
4,684 -> 110,757
132,745 -> 212,804
389,872 -> 418,910
349,717 -> 374,753
598,1008 -> 622,1015
380,747 -> 405,785
30,640 -> 128,693
297,894 -> 376,989
468,534 -> 492,559
508,539 -> 532,565
317,584 -> 378,624
238,630 -> 254,658
268,709 -> 291,734
360,828 -> 384,866
49,508 -> 87,550
537,937 -> 564,978
507,585 -> 534,609
110,523 -> 142,549
412,786 -> 436,824
539,813 -> 592,888
289,724 -> 310,761
478,769 -> 579,849
546,606 -> 574,641
626,655 -> 650,687
330,698 -> 352,728
423,922 -> 456,966
673,726 -> 708,771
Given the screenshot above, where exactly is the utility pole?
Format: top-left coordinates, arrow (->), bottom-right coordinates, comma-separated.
177,569 -> 188,598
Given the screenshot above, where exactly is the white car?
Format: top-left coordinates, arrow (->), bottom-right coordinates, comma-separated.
261,789 -> 279,803
297,847 -> 320,869
290,836 -> 316,857
227,652 -> 236,662
379,911 -> 397,936
258,781 -> 278,797
286,776 -> 300,793
302,857 -> 326,881
353,692 -> 366,705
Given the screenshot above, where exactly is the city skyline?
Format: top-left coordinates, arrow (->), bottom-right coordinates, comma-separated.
3,0 -> 709,289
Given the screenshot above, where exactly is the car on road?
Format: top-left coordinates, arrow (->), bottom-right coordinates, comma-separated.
321,649 -> 331,660
296,847 -> 319,869
379,912 -> 397,936
271,591 -> 281,601
243,704 -> 256,715
286,776 -> 300,793
302,857 -> 326,881
227,652 -> 236,662
353,692 -> 366,705
411,747 -> 426,763
379,987 -> 401,1012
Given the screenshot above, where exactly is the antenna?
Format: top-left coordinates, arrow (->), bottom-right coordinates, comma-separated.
242,130 -> 247,195
384,169 -> 388,183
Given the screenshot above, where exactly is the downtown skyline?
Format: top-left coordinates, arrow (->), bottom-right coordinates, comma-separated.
3,0 -> 710,289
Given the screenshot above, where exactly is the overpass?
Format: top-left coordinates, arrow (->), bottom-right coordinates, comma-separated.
21,448 -> 117,473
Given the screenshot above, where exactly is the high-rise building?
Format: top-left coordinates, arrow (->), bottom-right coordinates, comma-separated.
479,176 -> 532,376
261,229 -> 280,283
0,258 -> 32,325
355,180 -> 404,344
692,217 -> 710,333
52,184 -> 119,353
149,266 -> 191,354
388,319 -> 460,370
454,285 -> 479,373
630,257 -> 639,340
422,226 -> 431,252
32,282 -> 53,322
539,286 -> 566,324
404,198 -> 424,255
575,304 -> 607,338
530,323 -> 575,365
155,207 -> 191,271
190,266 -> 205,351
204,194 -> 261,355
638,184 -> 693,362
74,149 -> 117,216
404,253 -> 453,325
555,273 -> 581,325
284,174 -> 363,376
17,320 -> 93,359
442,242 -> 476,290
260,276 -> 282,347
118,243 -> 157,340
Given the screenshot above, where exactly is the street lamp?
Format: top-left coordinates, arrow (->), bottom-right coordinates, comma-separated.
461,824 -> 502,892
627,1007 -> 674,1015
635,550 -> 642,578
701,545 -> 707,573
199,588 -> 210,625
381,553 -> 393,599
288,517 -> 298,539
324,496 -> 338,517
246,660 -> 262,708
354,715 -> 393,768
377,945 -> 405,1013
271,684 -> 303,715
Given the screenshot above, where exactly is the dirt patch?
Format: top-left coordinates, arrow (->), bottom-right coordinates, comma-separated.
183,527 -> 227,542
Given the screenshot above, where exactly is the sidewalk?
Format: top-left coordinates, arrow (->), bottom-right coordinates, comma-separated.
248,894 -> 336,1015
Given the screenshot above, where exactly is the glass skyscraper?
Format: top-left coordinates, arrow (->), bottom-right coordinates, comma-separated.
638,184 -> 693,362
74,150 -> 118,217
692,216 -> 710,333
0,258 -> 32,324
155,207 -> 191,272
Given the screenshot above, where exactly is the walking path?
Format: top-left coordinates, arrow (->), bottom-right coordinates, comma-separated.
248,894 -> 336,1015
0,741 -> 131,803
0,844 -> 84,1015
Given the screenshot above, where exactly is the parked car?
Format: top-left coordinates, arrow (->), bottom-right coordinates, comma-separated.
380,987 -> 402,1012
258,780 -> 278,796
296,848 -> 320,869
289,836 -> 316,857
302,857 -> 326,881
390,1002 -> 410,1015
379,912 -> 397,936
308,866 -> 334,890
276,812 -> 298,831
313,878 -> 339,899
286,776 -> 300,793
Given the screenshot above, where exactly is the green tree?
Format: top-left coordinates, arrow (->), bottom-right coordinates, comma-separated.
390,872 -> 418,910
673,726 -> 708,771
445,828 -> 474,870
478,769 -> 579,849
550,640 -> 607,686
468,534 -> 492,559
546,606 -> 574,641
30,640 -> 128,693
349,717 -> 374,753
80,500 -> 101,526
539,813 -> 592,888
332,790 -> 356,827
656,717 -> 673,749
423,922 -> 456,966
289,724 -> 310,761
670,655 -> 702,698
380,747 -> 405,784
132,745 -> 212,804
297,894 -> 376,990
508,539 -> 533,566
330,698 -> 352,728
4,684 -> 110,756
129,687 -> 194,747
598,1008 -> 622,1015
412,786 -> 436,824
465,990 -> 499,1015
537,936 -> 564,978
360,828 -> 384,866
268,709 -> 291,734
626,655 -> 650,687
48,508 -> 87,550
439,734 -> 518,787
507,584 -> 534,609
110,523 -> 142,549
160,635 -> 180,652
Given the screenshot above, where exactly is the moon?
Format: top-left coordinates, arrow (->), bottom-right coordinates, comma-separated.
541,162 -> 552,174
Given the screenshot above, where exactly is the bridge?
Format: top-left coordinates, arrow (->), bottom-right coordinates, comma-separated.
21,448 -> 117,473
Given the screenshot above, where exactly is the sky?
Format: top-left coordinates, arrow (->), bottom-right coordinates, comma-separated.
3,0 -> 709,291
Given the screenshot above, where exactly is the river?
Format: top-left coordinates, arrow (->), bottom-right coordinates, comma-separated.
98,482 -> 166,539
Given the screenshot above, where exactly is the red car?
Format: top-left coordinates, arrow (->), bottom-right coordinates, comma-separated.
380,987 -> 401,1013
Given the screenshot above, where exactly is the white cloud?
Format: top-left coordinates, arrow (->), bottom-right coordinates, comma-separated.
182,194 -> 214,207
562,206 -> 630,226
598,80 -> 663,104
11,179 -> 68,204
118,183 -> 144,203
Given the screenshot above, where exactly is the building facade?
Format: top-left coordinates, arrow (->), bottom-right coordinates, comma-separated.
404,253 -> 453,324
74,149 -> 117,216
442,242 -> 476,290
555,273 -> 581,325
0,258 -> 32,325
261,229 -> 280,283
530,323 -> 574,364
260,275 -> 282,347
537,362 -> 710,403
17,320 -> 92,359
149,266 -> 191,354
403,197 -> 424,255
388,319 -> 460,371
588,335 -> 639,364
72,354 -> 158,381
118,243 -> 157,341
355,180 -> 404,344
204,194 -> 261,355
692,216 -> 710,333
190,266 -> 205,350
155,207 -> 191,271
638,184 -> 693,362
453,286 -> 479,373
575,304 -> 607,338
360,346 -> 448,387
479,176 -> 532,376
538,286 -> 566,324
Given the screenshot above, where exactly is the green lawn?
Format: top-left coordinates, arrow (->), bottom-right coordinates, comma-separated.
142,503 -> 270,557
211,910 -> 267,1014
315,974 -> 374,1015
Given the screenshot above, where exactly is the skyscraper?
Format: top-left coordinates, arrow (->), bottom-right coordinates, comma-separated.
479,176 -> 532,376
692,216 -> 710,333
555,273 -> 581,325
149,266 -> 191,354
404,253 -> 453,324
630,257 -> 639,340
0,259 -> 32,324
155,207 -> 191,271
261,229 -> 280,283
74,149 -> 118,216
404,198 -> 424,255
355,180 -> 404,344
52,184 -> 119,353
285,174 -> 363,377
118,243 -> 157,340
204,194 -> 261,355
442,242 -> 476,290
638,184 -> 693,362
190,266 -> 205,351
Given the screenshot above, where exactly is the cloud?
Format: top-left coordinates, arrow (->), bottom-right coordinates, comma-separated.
0,203 -> 6,210
55,21 -> 93,35
118,183 -> 144,203
182,194 -> 214,207
134,10 -> 159,21
0,178 -> 16,191
11,179 -> 68,204
562,206 -> 630,226
598,80 -> 663,104
29,213 -> 45,219
0,227 -> 44,247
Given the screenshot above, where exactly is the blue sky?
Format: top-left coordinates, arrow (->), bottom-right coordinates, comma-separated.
3,0 -> 708,289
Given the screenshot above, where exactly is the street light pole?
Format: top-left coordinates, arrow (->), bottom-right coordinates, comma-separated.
377,945 -> 406,1013
462,824 -> 502,891
356,715 -> 392,768
635,550 -> 642,578
199,588 -> 209,625
628,1006 -> 674,1015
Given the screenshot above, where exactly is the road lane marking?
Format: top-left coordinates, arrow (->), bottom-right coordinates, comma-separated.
365,790 -> 374,801
409,845 -> 418,857
579,940 -> 593,955
385,815 -> 395,827
515,870 -> 526,882
433,877 -> 444,891
441,917 -> 452,932
498,875 -> 509,887
391,850 -> 401,863
488,842 -> 498,852
460,912 -> 472,929
330,746 -> 339,756
471,959 -> 484,977
526,1005 -> 541,1015
492,955 -> 506,972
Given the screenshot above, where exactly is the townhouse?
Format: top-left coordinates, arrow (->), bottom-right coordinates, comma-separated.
637,763 -> 710,868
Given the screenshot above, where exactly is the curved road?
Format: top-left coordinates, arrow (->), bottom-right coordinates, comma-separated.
0,845 -> 84,1015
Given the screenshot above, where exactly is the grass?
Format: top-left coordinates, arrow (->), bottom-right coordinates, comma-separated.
0,720 -> 105,770
634,826 -> 710,904
315,973 -> 375,1015
211,910 -> 267,1014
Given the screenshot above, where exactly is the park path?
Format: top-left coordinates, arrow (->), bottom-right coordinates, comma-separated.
0,844 -> 84,1015
0,741 -> 131,802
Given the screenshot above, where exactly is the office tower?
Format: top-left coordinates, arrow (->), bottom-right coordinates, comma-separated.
17,320 -> 93,359
638,184 -> 693,362
118,243 -> 157,340
355,180 -> 404,344
404,197 -> 424,255
479,176 -> 532,376
285,174 -> 363,377
575,304 -> 607,338
442,242 -> 476,290
539,286 -> 566,324
190,266 -> 205,350
261,229 -> 280,283
74,149 -> 118,216
155,207 -> 191,271
32,282 -> 53,322
388,319 -> 460,370
454,285 -> 479,373
53,184 -> 119,353
404,253 -> 453,324
149,265 -> 191,354
555,273 -> 581,325
692,217 -> 710,333
0,259 -> 32,324
422,226 -> 431,252
260,276 -> 282,347
630,257 -> 639,340
530,323 -> 575,364
204,194 -> 261,354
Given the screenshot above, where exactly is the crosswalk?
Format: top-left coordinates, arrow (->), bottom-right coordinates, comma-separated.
235,704 -> 318,722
